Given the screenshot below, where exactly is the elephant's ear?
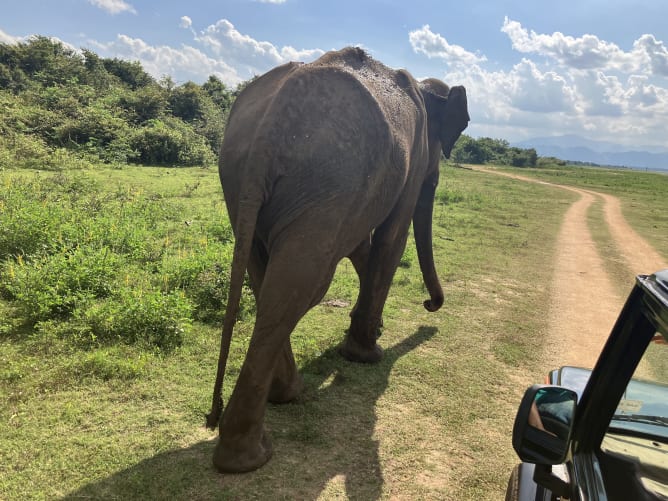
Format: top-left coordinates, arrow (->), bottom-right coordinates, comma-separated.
440,85 -> 469,157
419,80 -> 450,132
420,78 -> 450,99
446,86 -> 470,123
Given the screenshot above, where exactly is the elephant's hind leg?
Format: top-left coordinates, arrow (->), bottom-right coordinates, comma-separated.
213,242 -> 336,473
246,240 -> 303,403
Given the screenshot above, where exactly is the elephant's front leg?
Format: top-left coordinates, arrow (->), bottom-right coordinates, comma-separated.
340,215 -> 411,363
347,237 -> 384,339
268,339 -> 303,404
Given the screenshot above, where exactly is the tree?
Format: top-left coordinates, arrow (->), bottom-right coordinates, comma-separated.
201,75 -> 234,112
3,36 -> 86,88
451,135 -> 488,164
81,49 -> 114,90
0,38 -> 229,167
451,135 -> 538,167
169,82 -> 209,122
102,57 -> 154,89
117,85 -> 168,124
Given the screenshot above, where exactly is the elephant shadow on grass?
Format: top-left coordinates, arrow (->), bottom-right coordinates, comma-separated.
64,326 -> 437,500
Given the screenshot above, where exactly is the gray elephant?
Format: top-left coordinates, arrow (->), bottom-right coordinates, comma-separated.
207,47 -> 469,473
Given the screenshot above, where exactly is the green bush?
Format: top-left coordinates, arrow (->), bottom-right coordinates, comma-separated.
0,173 -> 101,259
117,85 -> 168,124
54,104 -> 129,148
0,134 -> 52,169
160,243 -> 254,324
0,246 -> 120,323
451,135 -> 538,167
1,38 -> 237,168
81,288 -> 192,350
0,183 -> 67,258
129,118 -> 216,166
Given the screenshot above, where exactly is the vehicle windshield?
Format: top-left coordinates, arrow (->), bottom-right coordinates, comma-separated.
607,334 -> 668,441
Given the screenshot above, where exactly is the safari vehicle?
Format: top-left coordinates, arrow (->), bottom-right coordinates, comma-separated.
507,270 -> 668,501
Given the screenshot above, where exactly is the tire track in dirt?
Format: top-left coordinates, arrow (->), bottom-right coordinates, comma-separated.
541,186 -> 617,368
472,166 -> 667,369
598,192 -> 667,276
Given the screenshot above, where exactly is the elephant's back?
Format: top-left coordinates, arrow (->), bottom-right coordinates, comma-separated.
220,48 -> 428,251
220,60 -> 302,175
250,63 -> 418,250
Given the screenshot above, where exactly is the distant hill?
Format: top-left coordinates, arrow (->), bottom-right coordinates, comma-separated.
514,135 -> 668,172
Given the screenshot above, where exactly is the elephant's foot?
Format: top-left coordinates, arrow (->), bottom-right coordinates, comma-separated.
268,371 -> 304,404
338,334 -> 383,363
213,430 -> 273,473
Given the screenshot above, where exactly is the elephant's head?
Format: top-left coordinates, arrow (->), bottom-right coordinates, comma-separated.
413,79 -> 469,312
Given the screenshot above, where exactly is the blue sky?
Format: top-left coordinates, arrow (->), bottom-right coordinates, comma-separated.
3,0 -> 668,149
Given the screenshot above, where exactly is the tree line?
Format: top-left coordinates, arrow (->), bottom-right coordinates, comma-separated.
0,36 -> 237,168
450,135 -> 541,167
1,36 -> 547,169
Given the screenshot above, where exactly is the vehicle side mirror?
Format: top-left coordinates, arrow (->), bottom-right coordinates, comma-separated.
512,385 -> 577,465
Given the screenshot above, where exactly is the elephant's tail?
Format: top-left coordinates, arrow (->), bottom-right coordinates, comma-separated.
206,196 -> 261,430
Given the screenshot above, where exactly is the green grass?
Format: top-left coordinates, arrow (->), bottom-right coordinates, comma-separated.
494,165 -> 668,292
1,162 -> 666,500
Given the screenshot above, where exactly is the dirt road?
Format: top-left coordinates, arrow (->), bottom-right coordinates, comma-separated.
475,167 -> 667,368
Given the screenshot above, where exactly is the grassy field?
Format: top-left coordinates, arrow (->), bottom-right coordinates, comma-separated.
490,165 -> 668,293
1,162 -> 666,500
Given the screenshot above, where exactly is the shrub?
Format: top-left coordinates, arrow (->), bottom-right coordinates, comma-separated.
81,288 -> 192,350
128,118 -> 216,166
0,134 -> 52,169
0,188 -> 64,258
160,243 -> 255,324
0,246 -> 120,323
0,173 -> 99,259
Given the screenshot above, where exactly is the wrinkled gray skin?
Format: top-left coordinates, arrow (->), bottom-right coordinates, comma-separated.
207,47 -> 469,473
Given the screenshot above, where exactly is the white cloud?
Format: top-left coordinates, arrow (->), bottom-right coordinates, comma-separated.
86,18 -> 324,86
508,59 -> 577,113
0,28 -> 24,44
195,19 -> 323,76
442,58 -> 577,130
633,34 -> 668,77
88,0 -> 137,15
90,34 -> 244,85
501,17 -> 625,70
500,17 -> 668,79
180,16 -> 192,30
422,21 -> 668,147
409,25 -> 486,65
0,30 -> 80,54
256,0 -> 287,3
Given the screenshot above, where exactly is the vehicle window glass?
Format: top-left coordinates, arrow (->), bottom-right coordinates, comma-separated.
601,334 -> 668,497
607,336 -> 668,440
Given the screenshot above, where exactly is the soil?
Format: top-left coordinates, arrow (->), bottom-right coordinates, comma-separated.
473,167 -> 668,369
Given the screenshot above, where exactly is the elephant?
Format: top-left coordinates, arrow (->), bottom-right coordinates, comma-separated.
206,47 -> 469,473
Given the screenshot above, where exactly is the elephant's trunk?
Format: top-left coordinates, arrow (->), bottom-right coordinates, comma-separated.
413,171 -> 444,312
